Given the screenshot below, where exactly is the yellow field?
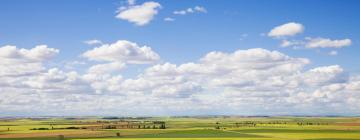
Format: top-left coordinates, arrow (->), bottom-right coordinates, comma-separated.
1,117 -> 360,140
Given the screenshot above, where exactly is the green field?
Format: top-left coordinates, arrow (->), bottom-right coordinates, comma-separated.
1,117 -> 360,140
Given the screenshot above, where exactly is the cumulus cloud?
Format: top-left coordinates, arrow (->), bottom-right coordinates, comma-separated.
81,40 -> 160,94
173,6 -> 207,15
0,45 -> 59,62
116,48 -> 311,100
306,38 -> 352,48
23,68 -> 89,92
270,23 -> 352,55
88,62 -> 125,75
0,45 -> 59,76
268,22 -> 304,37
82,40 -> 160,64
303,65 -> 347,86
1,45 -> 360,116
105,48 -> 358,115
116,1 -> 161,26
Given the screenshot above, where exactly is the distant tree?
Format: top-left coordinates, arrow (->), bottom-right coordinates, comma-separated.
215,122 -> 220,129
159,123 -> 166,129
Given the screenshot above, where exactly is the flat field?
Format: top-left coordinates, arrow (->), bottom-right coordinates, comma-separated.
1,117 -> 360,140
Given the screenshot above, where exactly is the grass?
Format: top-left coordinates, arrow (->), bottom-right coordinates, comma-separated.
123,129 -> 263,138
72,138 -> 277,140
1,117 -> 360,140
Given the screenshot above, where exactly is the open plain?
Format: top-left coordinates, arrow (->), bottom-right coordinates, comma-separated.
1,117 -> 360,140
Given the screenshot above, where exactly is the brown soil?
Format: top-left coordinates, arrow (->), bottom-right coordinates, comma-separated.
0,130 -> 112,138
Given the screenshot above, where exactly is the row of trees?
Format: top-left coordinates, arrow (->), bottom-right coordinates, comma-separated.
214,121 -> 329,129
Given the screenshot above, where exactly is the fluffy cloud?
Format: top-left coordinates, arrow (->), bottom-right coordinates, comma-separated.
88,62 -> 125,75
0,45 -> 59,76
271,23 -> 352,55
173,6 -> 207,15
306,38 -> 352,48
81,40 -> 159,94
303,65 -> 347,86
268,22 -> 304,37
108,48 -> 358,115
0,45 -> 59,62
115,48 -> 310,100
82,40 -> 160,64
116,1 -> 161,26
1,44 -> 360,116
23,68 -> 90,93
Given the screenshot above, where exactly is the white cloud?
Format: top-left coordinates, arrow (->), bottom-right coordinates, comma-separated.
152,82 -> 202,98
128,0 -> 136,5
306,38 -> 352,48
268,22 -> 304,37
270,23 -> 352,55
173,10 -> 187,15
88,62 -> 125,75
23,68 -> 89,92
2,45 -> 360,116
84,39 -> 103,45
106,48 -> 358,116
81,40 -> 159,94
303,65 -> 347,86
119,48 -> 310,100
164,17 -> 175,22
194,6 -> 207,13
173,6 -> 207,15
280,40 -> 304,48
280,40 -> 292,47
0,45 -> 59,76
0,45 -> 59,62
82,40 -> 160,64
278,38 -> 351,55
329,50 -> 338,56
116,1 -> 161,26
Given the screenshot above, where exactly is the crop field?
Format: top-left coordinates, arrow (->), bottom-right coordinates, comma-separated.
1,117 -> 360,140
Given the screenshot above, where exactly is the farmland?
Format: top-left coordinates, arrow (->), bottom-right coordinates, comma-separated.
1,117 -> 360,140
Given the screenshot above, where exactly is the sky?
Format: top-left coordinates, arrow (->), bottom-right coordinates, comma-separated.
0,0 -> 360,116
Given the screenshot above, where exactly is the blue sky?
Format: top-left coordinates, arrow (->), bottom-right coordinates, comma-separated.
1,0 -> 359,69
0,0 -> 359,116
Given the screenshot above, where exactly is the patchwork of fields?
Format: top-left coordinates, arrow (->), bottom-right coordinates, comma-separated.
1,117 -> 360,140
